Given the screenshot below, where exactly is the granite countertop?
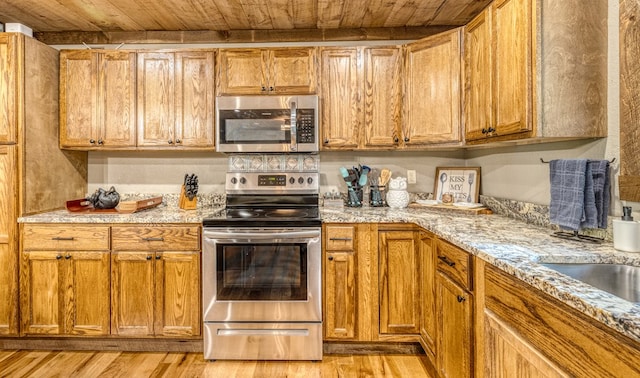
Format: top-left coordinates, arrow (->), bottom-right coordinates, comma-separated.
19,202 -> 640,344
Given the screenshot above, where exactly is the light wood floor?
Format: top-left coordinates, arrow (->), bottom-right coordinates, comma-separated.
0,350 -> 435,377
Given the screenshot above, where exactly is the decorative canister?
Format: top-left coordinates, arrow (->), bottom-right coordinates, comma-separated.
385,177 -> 410,209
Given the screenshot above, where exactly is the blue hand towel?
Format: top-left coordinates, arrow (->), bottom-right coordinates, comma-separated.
549,159 -> 588,231
581,162 -> 598,229
588,160 -> 610,229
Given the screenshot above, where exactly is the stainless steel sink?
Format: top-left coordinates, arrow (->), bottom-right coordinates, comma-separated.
540,263 -> 640,303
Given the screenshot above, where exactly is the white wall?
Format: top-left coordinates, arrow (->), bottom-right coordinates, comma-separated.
89,0 -> 636,217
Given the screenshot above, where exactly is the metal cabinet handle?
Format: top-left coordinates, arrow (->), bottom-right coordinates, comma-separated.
65,254 -> 71,260
146,255 -> 152,260
457,295 -> 466,303
97,139 -> 104,145
168,139 -> 174,144
52,236 -> 75,241
56,255 -> 63,260
394,136 -> 399,143
261,86 -> 267,91
329,237 -> 352,241
89,139 -> 96,144
438,255 -> 455,267
142,237 -> 164,242
155,254 -> 162,260
328,256 -> 334,261
175,139 -> 181,144
269,86 -> 274,91
404,137 -> 410,143
323,139 -> 329,144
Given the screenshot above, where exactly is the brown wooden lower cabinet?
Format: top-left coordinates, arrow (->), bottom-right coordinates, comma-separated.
480,263 -> 640,377
20,247 -> 111,336
418,230 -> 437,360
436,239 -> 474,378
323,223 -> 421,342
378,228 -> 420,335
111,250 -> 201,337
19,223 -> 201,339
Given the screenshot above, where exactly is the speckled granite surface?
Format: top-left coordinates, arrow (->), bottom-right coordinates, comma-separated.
18,196 -> 640,344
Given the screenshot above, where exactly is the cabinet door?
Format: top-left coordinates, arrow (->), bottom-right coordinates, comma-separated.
99,51 -> 137,147
0,146 -> 17,335
419,230 -> 437,357
404,29 -> 462,146
484,310 -> 569,378
437,272 -> 473,378
20,251 -> 63,335
60,50 -> 98,148
464,9 -> 493,142
64,251 -> 111,336
175,51 -> 215,148
217,49 -> 266,94
379,230 -> 420,334
492,0 -> 532,137
0,34 -> 18,144
363,47 -> 402,149
137,52 -> 175,147
320,48 -> 362,150
111,251 -> 155,336
154,251 -> 201,337
269,48 -> 317,94
324,251 -> 356,339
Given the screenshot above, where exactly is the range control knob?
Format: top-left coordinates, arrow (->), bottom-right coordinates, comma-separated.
289,177 -> 296,184
239,177 -> 247,185
230,177 -> 238,184
307,177 -> 314,185
298,177 -> 304,184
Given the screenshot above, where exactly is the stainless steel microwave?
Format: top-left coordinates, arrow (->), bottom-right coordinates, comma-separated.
216,95 -> 319,153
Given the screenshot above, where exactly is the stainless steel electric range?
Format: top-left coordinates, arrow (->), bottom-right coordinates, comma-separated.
202,155 -> 322,361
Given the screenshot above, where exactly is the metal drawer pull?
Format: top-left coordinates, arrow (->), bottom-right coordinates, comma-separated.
438,255 -> 456,267
65,254 -> 71,259
146,255 -> 152,260
457,295 -> 466,303
56,255 -> 62,260
52,236 -> 75,241
329,237 -> 352,241
142,237 -> 164,242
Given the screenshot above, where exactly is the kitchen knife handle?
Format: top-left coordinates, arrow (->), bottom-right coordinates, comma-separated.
437,255 -> 456,267
142,237 -> 165,242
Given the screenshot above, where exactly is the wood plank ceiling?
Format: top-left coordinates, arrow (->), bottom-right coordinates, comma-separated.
0,0 -> 492,44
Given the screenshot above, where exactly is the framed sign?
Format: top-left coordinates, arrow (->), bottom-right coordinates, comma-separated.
433,167 -> 481,203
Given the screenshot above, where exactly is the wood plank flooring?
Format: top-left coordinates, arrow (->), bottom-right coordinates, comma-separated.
0,350 -> 435,377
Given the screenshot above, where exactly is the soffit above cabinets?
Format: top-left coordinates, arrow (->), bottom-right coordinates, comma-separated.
0,0 -> 492,44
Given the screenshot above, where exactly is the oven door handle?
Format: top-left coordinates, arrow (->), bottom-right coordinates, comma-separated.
203,229 -> 320,240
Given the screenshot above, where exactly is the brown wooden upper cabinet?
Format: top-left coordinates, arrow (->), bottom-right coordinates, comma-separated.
403,28 -> 463,147
320,46 -> 403,150
60,50 -> 137,149
0,34 -> 18,144
137,51 -> 215,149
464,0 -> 607,144
217,48 -> 316,95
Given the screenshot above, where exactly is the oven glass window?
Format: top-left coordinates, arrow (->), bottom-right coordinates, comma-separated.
216,243 -> 307,301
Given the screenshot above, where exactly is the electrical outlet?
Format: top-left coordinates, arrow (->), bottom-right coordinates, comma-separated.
407,170 -> 417,184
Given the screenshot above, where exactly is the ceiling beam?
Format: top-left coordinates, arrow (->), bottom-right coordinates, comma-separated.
34,27 -> 454,45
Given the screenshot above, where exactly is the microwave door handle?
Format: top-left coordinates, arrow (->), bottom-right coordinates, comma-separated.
290,101 -> 297,151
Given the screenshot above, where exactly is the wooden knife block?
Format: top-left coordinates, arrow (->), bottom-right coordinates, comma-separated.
179,185 -> 197,210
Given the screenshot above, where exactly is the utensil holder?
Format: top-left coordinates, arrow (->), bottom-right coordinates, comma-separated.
370,185 -> 386,207
346,186 -> 363,207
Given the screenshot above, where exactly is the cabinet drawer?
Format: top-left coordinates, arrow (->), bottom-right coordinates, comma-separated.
111,225 -> 200,251
325,225 -> 355,251
436,239 -> 472,290
23,224 -> 110,251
